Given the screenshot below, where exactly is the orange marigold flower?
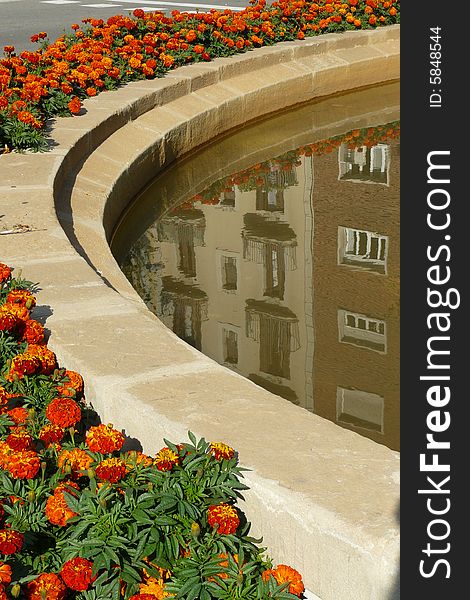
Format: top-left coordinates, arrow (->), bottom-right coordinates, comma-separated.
60,557 -> 95,590
22,319 -> 45,344
0,264 -> 11,283
139,575 -> 171,599
6,450 -> 40,479
86,424 -> 125,453
261,565 -> 304,597
207,503 -> 239,535
129,56 -> 141,69
161,54 -> 175,67
46,397 -> 81,428
45,492 -> 78,527
0,442 -> 11,469
68,96 -> 81,114
130,595 -> 158,600
26,344 -> 57,374
0,309 -> 19,333
6,406 -> 28,425
56,369 -> 84,398
25,573 -> 67,600
58,448 -> 92,477
6,289 -> 36,308
0,562 -> 11,584
6,353 -> 41,381
95,457 -> 128,483
86,87 -> 97,96
3,302 -> 29,322
154,447 -> 179,472
209,442 -> 235,461
39,424 -> 64,447
6,427 -> 33,451
0,529 -> 23,555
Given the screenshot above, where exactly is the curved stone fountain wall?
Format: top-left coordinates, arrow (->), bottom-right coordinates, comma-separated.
0,26 -> 400,600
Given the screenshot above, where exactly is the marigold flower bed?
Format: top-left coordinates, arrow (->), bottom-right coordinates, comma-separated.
0,0 -> 400,153
0,263 -> 306,598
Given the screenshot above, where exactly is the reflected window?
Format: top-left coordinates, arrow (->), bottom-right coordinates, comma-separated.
246,300 -> 300,380
256,188 -> 285,212
338,309 -> 386,353
338,143 -> 390,185
220,189 -> 236,207
336,387 -> 384,433
223,328 -> 238,365
161,277 -> 208,352
217,251 -> 239,292
338,226 -> 388,274
222,256 -> 237,290
264,245 -> 285,299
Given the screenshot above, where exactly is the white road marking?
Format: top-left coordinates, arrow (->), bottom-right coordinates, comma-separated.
82,3 -> 123,6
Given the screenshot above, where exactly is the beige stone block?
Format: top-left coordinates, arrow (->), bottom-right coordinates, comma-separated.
0,229 -> 76,269
374,39 -> 400,58
136,104 -> 185,135
106,139 -> 166,231
332,44 -> 384,66
91,122 -> 160,166
74,152 -> 123,193
0,188 -> 56,229
44,126 -> 90,159
0,154 -> 60,189
48,108 -> 125,153
156,93 -> 237,145
48,311 -> 202,379
119,76 -> 191,106
0,188 -> 75,266
222,65 -> 314,123
82,76 -> 190,120
211,44 -> 295,81
137,106 -> 196,168
165,62 -> 220,92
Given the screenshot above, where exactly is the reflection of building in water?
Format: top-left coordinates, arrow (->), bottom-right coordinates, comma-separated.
160,277 -> 208,351
312,139 -> 400,450
242,213 -> 297,300
148,158 -> 313,410
121,130 -> 399,450
157,208 -> 206,278
338,143 -> 390,185
120,228 -> 164,315
245,299 -> 300,379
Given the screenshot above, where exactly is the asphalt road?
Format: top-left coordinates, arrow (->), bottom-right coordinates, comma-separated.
0,0 -> 248,52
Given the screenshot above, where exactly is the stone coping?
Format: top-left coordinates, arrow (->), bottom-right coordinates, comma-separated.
0,26 -> 400,600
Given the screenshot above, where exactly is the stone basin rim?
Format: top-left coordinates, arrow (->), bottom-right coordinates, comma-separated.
0,25 -> 400,600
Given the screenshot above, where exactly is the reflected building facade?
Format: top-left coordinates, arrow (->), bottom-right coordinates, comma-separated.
312,140 -> 400,450
120,128 -> 400,451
